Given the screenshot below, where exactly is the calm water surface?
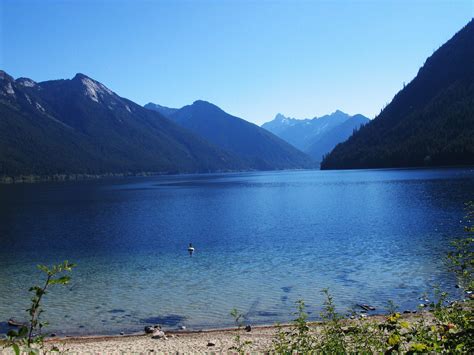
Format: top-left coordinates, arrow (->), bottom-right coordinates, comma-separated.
0,168 -> 473,335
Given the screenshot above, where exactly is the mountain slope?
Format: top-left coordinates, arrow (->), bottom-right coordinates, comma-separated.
321,20 -> 474,170
307,114 -> 369,162
0,72 -> 242,177
148,100 -> 315,170
261,111 -> 369,162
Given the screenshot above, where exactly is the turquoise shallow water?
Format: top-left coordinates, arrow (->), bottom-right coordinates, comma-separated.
0,168 -> 473,335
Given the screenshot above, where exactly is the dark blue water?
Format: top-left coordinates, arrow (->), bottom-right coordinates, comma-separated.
0,168 -> 472,335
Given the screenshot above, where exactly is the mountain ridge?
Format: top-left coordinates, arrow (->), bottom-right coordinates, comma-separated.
0,71 -> 246,178
261,110 -> 370,163
146,100 -> 316,170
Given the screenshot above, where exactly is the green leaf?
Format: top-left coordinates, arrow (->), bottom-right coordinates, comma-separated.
18,326 -> 28,337
388,334 -> 400,346
410,343 -> 428,352
49,276 -> 71,285
37,265 -> 50,274
11,343 -> 20,355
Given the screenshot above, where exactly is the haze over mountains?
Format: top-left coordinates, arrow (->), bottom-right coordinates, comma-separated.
321,20 -> 474,169
261,111 -> 370,163
0,72 -> 314,179
145,101 -> 314,170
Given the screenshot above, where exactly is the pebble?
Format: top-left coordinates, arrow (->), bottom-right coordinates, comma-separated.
245,324 -> 252,332
152,330 -> 166,339
207,340 -> 216,346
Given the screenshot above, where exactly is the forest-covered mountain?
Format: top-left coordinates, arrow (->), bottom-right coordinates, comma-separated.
321,20 -> 474,170
146,100 -> 315,170
262,111 -> 369,163
0,71 -> 245,178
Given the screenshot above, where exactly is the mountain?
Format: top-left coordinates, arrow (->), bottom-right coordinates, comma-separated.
261,110 -> 369,163
147,100 -> 315,170
307,114 -> 370,162
0,71 -> 243,178
321,20 -> 474,170
144,102 -> 178,117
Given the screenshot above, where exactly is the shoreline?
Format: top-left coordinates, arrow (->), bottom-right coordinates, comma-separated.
1,165 -> 472,185
40,313 -> 415,353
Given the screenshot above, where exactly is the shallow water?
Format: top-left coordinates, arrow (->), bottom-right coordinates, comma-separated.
0,168 -> 473,335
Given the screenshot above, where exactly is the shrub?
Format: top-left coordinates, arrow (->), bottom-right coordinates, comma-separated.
3,261 -> 75,355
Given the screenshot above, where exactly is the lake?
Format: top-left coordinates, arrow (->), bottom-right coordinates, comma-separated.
0,168 -> 473,336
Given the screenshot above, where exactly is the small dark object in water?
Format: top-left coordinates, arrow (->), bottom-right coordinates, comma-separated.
8,319 -> 26,327
50,333 -> 57,337
245,324 -> 252,332
403,310 -> 411,314
357,304 -> 375,311
120,332 -> 124,335
108,309 -> 126,313
455,284 -> 460,288
188,243 -> 195,256
179,325 -> 186,330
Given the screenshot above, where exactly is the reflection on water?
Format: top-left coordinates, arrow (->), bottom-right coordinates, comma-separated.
0,168 -> 473,335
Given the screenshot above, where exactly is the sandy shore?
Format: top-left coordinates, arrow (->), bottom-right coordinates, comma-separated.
1,314 -> 421,354
45,325 -> 278,354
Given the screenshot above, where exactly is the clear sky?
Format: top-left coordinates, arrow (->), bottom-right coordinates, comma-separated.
1,0 -> 472,124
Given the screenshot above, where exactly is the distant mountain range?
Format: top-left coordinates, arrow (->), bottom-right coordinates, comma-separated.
0,71 -> 314,179
321,20 -> 474,169
145,100 -> 315,170
261,111 -> 370,163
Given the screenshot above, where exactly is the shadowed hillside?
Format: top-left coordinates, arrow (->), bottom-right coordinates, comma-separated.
321,20 -> 474,170
0,72 -> 242,178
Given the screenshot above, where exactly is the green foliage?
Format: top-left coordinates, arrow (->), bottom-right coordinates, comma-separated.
229,308 -> 252,354
3,261 -> 75,355
272,299 -> 316,353
318,289 -> 346,353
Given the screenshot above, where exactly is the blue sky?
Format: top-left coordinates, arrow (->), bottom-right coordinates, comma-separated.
1,0 -> 472,124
